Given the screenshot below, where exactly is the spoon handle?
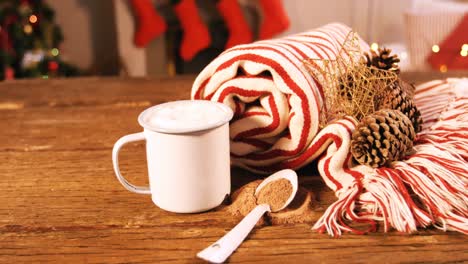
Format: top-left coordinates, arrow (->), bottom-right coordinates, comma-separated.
197,204 -> 270,263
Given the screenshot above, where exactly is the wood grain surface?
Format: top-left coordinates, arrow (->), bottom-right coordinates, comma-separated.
1,75 -> 467,264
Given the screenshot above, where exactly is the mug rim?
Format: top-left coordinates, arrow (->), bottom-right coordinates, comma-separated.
138,100 -> 234,134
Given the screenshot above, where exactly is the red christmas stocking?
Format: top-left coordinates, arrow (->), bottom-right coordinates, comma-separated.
130,0 -> 167,47
216,0 -> 253,49
258,0 -> 290,40
174,0 -> 212,61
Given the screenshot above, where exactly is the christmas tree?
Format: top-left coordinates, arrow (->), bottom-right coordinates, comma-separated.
0,0 -> 79,80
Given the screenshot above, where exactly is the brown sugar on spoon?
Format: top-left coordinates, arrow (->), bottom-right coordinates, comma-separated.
255,178 -> 293,211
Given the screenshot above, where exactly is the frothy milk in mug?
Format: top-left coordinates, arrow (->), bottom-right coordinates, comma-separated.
112,100 -> 234,213
140,100 -> 232,133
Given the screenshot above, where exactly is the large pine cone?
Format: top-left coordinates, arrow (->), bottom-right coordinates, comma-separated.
351,109 -> 416,168
378,80 -> 423,133
399,79 -> 416,99
363,47 -> 400,74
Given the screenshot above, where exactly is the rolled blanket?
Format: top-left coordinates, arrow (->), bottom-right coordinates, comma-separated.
192,23 -> 364,173
192,23 -> 468,235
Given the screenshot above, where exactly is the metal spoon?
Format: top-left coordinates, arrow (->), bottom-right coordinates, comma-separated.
197,169 -> 298,263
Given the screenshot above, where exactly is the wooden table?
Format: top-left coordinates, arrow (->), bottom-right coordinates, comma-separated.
1,75 -> 467,263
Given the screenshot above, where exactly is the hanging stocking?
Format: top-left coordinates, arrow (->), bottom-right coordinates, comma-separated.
130,0 -> 167,47
216,0 -> 253,49
173,0 -> 212,61
4,67 -> 14,80
258,0 -> 290,40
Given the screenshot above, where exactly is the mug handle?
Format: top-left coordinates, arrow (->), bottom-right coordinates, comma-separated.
112,132 -> 151,194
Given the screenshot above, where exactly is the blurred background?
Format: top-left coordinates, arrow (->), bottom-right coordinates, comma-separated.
1,0 -> 467,80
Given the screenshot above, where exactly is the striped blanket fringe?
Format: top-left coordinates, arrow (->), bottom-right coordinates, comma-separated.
313,79 -> 468,236
191,23 -> 468,236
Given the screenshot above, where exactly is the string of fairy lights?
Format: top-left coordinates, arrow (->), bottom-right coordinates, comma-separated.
431,43 -> 467,72
370,42 -> 467,72
23,13 -> 60,58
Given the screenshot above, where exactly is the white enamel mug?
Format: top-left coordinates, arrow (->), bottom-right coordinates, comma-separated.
112,100 -> 233,213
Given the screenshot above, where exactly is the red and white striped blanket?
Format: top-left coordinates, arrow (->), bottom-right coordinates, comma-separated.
192,23 -> 468,236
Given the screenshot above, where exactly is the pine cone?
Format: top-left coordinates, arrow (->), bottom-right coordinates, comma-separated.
337,73 -> 355,100
351,109 -> 415,168
363,47 -> 400,74
399,79 -> 416,99
378,79 -> 423,133
337,69 -> 374,100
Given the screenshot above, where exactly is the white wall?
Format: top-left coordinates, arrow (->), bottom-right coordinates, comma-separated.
281,0 -> 412,44
281,0 -> 352,36
47,0 -> 118,75
47,0 -> 92,69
